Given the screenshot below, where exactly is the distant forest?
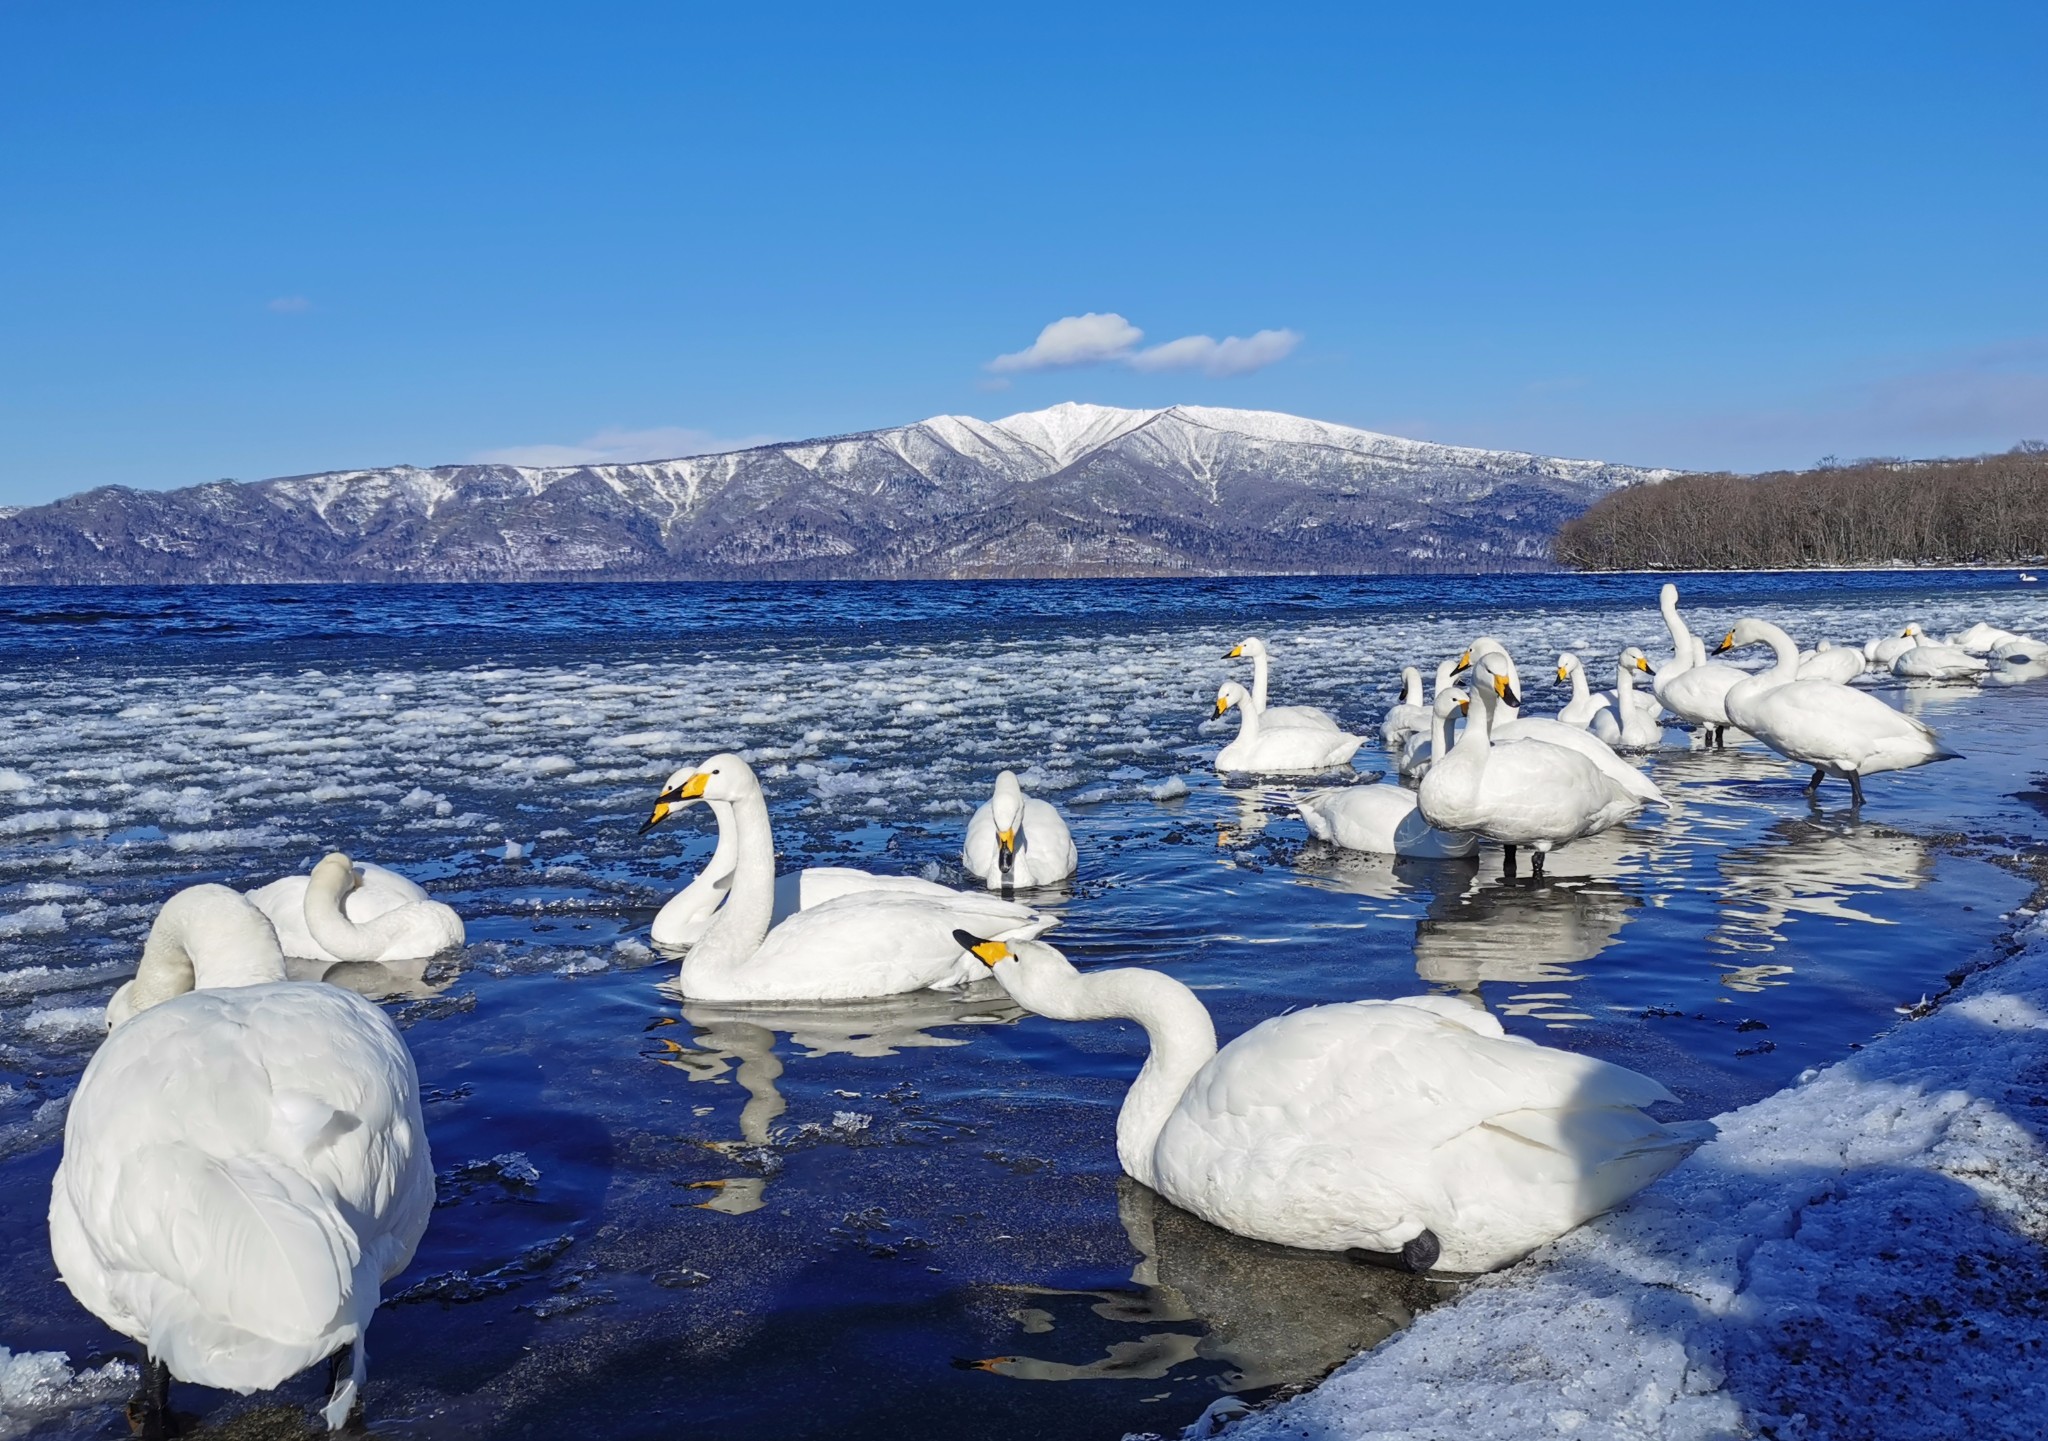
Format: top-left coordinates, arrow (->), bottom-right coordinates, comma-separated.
1554,445 -> 2048,570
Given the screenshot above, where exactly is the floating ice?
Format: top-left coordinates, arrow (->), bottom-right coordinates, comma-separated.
0,1345 -> 136,1441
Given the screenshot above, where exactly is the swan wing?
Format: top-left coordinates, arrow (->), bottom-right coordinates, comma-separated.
739,891 -> 1053,1000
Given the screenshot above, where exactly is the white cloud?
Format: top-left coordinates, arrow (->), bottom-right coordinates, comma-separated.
267,295 -> 312,314
1128,328 -> 1302,377
988,312 -> 1145,373
987,314 -> 1300,378
471,426 -> 779,468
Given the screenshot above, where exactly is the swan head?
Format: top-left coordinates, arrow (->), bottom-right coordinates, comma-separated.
990,770 -> 1026,868
1715,618 -> 1776,655
311,851 -> 362,894
1452,636 -> 1509,677
1471,652 -> 1520,709
1223,637 -> 1267,661
1436,685 -> 1470,719
1901,623 -> 1923,638
951,931 -> 1090,1019
641,753 -> 755,833
1214,682 -> 1252,717
1556,652 -> 1581,684
1621,646 -> 1653,674
1661,582 -> 1679,607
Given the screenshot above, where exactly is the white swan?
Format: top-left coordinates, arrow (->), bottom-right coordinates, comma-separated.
52,885 -> 433,1434
1454,637 -> 1519,720
1225,637 -> 1343,731
1946,622 -> 2026,655
248,855 -> 464,965
1714,619 -> 1961,803
1214,683 -> 1365,775
1893,642 -> 1989,681
1295,771 -> 1478,858
1990,639 -> 2048,685
643,790 -> 957,949
1456,644 -> 1662,803
1554,654 -> 1612,729
641,755 -> 1053,1001
960,935 -> 1710,1273
1418,655 -> 1649,875
963,770 -> 1078,889
1398,685 -> 1464,781
1652,584 -> 1745,748
1589,649 -> 1664,750
1797,640 -> 1866,686
1380,665 -> 1430,745
1867,624 -> 1922,668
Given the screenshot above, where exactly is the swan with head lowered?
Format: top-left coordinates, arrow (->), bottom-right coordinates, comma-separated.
1652,583 -> 1745,747
1892,637 -> 1990,681
1296,696 -> 1478,859
1589,648 -> 1665,750
1714,619 -> 1961,803
248,855 -> 464,965
956,933 -> 1710,1274
52,884 -> 433,1437
1213,683 -> 1365,775
962,770 -> 1078,890
641,754 -> 1053,1001
1224,637 -> 1344,732
1457,644 -> 1664,806
1420,654 -> 1650,875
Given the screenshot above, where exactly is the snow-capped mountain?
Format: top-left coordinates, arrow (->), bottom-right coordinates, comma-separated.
0,403 -> 1676,583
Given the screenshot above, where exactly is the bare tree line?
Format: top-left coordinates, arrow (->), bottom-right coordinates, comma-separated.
1554,445 -> 2048,570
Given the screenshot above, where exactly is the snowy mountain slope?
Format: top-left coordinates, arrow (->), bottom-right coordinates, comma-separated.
0,403 -> 1677,583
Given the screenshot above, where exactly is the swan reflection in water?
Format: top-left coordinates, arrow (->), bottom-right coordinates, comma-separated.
284,950 -> 464,1001
1710,816 -> 1930,990
645,983 -> 1023,1214
965,1178 -> 1453,1392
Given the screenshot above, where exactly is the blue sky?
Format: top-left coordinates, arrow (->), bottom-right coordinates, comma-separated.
3,1 -> 2044,506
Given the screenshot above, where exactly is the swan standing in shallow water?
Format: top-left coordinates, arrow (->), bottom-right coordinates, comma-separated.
1653,583 -> 1744,747
1590,649 -> 1665,750
958,934 -> 1711,1274
1225,637 -> 1343,731
53,885 -> 433,1435
1213,683 -> 1365,775
963,770 -> 1078,889
641,755 -> 1053,1001
249,855 -> 464,965
1420,654 -> 1648,875
1465,648 -> 1663,806
1715,619 -> 1961,803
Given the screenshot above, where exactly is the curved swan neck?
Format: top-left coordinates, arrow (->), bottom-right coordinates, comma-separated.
122,885 -> 286,1021
684,785 -> 777,986
1231,698 -> 1262,742
1058,968 -> 1219,1190
1660,586 -> 1692,651
1754,621 -> 1802,678
1401,667 -> 1424,707
1566,660 -> 1590,704
305,862 -> 381,963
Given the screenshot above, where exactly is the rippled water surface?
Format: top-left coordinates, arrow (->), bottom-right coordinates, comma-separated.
3,573 -> 2045,1440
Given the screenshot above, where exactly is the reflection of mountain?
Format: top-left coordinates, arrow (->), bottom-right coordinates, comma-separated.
1413,873 -> 1639,1022
1712,819 -> 1930,980
647,985 -> 1023,1214
976,1179 -> 1451,1392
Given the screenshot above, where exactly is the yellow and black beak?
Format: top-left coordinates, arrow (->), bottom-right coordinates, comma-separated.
1214,694 -> 1231,716
1493,673 -> 1520,708
996,827 -> 1016,871
1555,665 -> 1570,683
639,772 -> 709,834
1224,644 -> 1245,658
1452,649 -> 1472,675
1635,655 -> 1653,673
1714,630 -> 1736,655
1457,696 -> 1471,715
952,930 -> 1010,967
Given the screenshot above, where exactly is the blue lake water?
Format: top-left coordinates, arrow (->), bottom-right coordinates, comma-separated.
2,571 -> 2045,1440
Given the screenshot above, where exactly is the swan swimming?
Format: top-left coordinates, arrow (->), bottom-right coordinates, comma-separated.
640,755 -> 1054,1001
1380,665 -> 1431,745
963,769 -> 1078,889
1419,654 -> 1649,875
645,791 -> 958,948
248,855 -> 464,965
959,933 -> 1711,1273
1715,619 -> 1961,803
1398,684 -> 1464,780
1553,653 -> 1612,730
1224,637 -> 1343,731
52,884 -> 433,1435
1294,744 -> 1479,861
1214,683 -> 1366,775
1589,649 -> 1665,750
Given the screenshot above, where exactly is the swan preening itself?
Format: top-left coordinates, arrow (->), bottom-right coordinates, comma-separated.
960,934 -> 1711,1274
963,770 -> 1078,890
248,854 -> 465,965
1225,636 -> 1344,731
1419,654 -> 1649,875
1295,780 -> 1477,858
54,885 -> 433,1434
1715,619 -> 1960,803
1214,683 -> 1366,775
641,755 -> 1054,1001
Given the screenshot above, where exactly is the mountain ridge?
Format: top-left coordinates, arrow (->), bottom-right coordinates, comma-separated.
0,402 -> 1678,583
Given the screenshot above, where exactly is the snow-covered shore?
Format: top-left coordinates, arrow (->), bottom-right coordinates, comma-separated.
1216,906 -> 2048,1441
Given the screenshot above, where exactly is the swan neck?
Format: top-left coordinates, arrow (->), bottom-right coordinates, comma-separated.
128,886 -> 286,1017
1250,650 -> 1270,710
1661,589 -> 1692,650
304,866 -> 381,963
684,787 -> 777,986
1089,969 -> 1219,1191
1759,623 -> 1801,678
1569,665 -> 1590,703
1232,700 -> 1261,742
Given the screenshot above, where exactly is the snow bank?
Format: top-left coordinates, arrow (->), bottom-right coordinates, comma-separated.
1220,912 -> 2048,1441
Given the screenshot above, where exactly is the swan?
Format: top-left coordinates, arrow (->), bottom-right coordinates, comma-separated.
1990,639 -> 2048,685
1943,621 -> 2024,656
958,934 -> 1711,1273
1418,654 -> 1649,875
1398,685 -> 1464,781
1224,637 -> 1343,732
1714,619 -> 1961,803
51,884 -> 433,1435
1589,649 -> 1664,750
1892,642 -> 1989,681
1295,766 -> 1478,858
1214,683 -> 1365,775
963,769 -> 1078,889
1380,665 -> 1430,746
1455,644 -> 1662,804
643,791 -> 957,949
1652,584 -> 1744,747
1868,625 -> 1922,668
640,755 -> 1053,1001
1454,638 -> 1519,720
248,855 -> 464,965
1797,640 -> 1866,686
1553,654 -> 1612,729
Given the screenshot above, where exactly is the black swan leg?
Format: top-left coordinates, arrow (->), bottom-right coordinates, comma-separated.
1502,844 -> 1517,877
1850,772 -> 1866,806
1401,1229 -> 1441,1273
126,1356 -> 177,1439
1531,849 -> 1546,877
1805,767 -> 1825,793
